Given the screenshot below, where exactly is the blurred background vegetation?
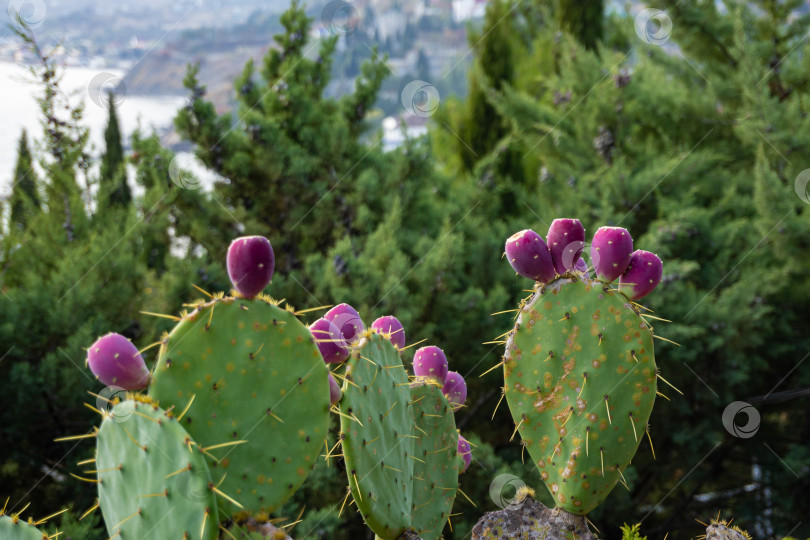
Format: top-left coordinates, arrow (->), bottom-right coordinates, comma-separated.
2,0 -> 810,538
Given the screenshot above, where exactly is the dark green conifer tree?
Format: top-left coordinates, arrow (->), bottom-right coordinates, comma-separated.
560,0 -> 604,50
99,95 -> 130,207
416,48 -> 431,82
9,129 -> 39,230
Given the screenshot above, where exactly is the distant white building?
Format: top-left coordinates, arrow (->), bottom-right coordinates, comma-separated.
387,49 -> 419,77
375,11 -> 408,41
452,0 -> 486,22
382,113 -> 429,151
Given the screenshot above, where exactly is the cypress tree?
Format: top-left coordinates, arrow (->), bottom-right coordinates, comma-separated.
9,129 -> 39,230
416,48 -> 431,82
461,0 -> 516,170
100,94 -> 130,207
560,0 -> 604,50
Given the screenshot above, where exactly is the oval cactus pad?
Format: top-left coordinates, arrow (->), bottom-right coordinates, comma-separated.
96,399 -> 219,540
340,333 -> 415,540
149,297 -> 330,516
409,383 -> 459,540
504,278 -> 657,514
0,516 -> 49,540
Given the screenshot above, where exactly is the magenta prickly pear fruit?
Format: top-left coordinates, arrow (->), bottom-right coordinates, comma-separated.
457,434 -> 471,473
504,229 -> 556,283
371,315 -> 406,349
442,371 -> 467,412
227,235 -> 275,298
87,333 -> 150,390
619,250 -> 663,300
328,372 -> 342,405
413,345 -> 449,384
547,218 -> 586,275
574,257 -> 590,278
324,303 -> 364,343
591,226 -> 633,282
309,317 -> 349,364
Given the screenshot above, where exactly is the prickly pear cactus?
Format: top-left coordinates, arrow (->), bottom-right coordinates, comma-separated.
339,332 -> 415,539
149,295 -> 330,516
502,220 -> 665,515
409,383 -> 459,540
95,398 -> 220,539
0,516 -> 49,540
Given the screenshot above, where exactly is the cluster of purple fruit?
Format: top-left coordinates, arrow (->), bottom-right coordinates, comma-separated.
308,303 -> 407,406
412,345 -> 472,473
505,218 -> 663,300
309,304 -> 474,472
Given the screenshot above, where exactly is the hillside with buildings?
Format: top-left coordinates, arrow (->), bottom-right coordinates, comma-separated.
2,0 -> 480,149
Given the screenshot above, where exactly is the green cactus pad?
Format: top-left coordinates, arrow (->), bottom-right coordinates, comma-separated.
96,399 -> 220,540
148,296 -> 330,516
504,278 -> 657,514
409,383 -> 459,540
0,516 -> 49,540
340,333 -> 415,539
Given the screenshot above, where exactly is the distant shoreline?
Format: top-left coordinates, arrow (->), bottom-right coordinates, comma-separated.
0,62 -> 184,193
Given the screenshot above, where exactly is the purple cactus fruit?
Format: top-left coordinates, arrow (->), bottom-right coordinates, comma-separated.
590,226 -> 633,282
227,236 -> 275,298
546,218 -> 586,275
619,250 -> 663,301
87,333 -> 150,390
309,317 -> 349,364
413,346 -> 449,385
457,434 -> 472,473
328,373 -> 342,405
574,257 -> 590,278
442,371 -> 467,412
371,315 -> 406,349
504,229 -> 556,283
324,303 -> 364,343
